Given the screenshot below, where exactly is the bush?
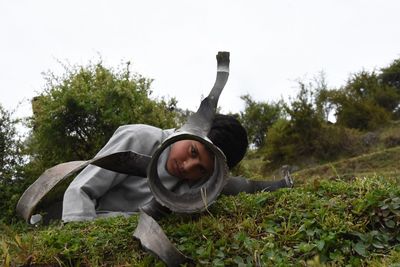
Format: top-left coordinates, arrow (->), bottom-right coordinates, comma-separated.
262,118 -> 296,166
26,61 -> 178,172
239,94 -> 282,148
335,99 -> 391,130
264,120 -> 366,168
0,105 -> 27,223
321,70 -> 396,130
381,125 -> 400,148
380,58 -> 400,91
262,85 -> 325,167
313,124 -> 364,160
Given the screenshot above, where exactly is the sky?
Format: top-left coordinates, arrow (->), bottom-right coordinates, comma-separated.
1,0 -> 400,120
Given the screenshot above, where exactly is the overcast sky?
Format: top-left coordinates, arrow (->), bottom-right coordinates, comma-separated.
1,0 -> 400,119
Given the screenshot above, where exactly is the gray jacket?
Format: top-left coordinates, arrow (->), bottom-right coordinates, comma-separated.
62,124 -> 180,222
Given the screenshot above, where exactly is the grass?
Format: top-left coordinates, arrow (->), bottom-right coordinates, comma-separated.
293,146 -> 400,182
1,173 -> 400,266
1,136 -> 400,265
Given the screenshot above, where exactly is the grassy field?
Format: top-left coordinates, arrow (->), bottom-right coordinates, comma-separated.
293,146 -> 400,182
1,146 -> 400,266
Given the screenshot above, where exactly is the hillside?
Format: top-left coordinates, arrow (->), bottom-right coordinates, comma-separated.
294,146 -> 400,182
1,142 -> 399,266
2,119 -> 400,266
239,121 -> 400,181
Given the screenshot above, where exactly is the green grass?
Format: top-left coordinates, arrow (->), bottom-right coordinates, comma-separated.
294,146 -> 400,183
2,133 -> 400,266
1,173 -> 400,266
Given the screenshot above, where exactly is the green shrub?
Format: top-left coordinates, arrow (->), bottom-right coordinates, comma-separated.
239,94 -> 282,148
263,120 -> 365,168
27,61 -> 178,172
261,85 -> 325,168
0,105 -> 27,224
313,124 -> 364,160
262,118 -> 296,166
335,100 -> 391,130
381,126 -> 400,148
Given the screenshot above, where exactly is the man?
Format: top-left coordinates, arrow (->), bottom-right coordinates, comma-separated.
62,114 -> 293,222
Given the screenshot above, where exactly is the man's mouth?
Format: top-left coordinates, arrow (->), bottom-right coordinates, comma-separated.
175,160 -> 184,178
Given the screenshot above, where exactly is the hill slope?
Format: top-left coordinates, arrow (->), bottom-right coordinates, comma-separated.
1,147 -> 399,266
294,146 -> 400,182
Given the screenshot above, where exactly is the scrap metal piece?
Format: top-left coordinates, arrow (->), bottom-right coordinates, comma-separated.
147,51 -> 230,213
133,211 -> 193,267
16,161 -> 88,222
148,132 -> 229,213
179,51 -> 230,136
90,150 -> 151,177
16,151 -> 151,222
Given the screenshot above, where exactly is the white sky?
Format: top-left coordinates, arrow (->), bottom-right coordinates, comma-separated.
1,0 -> 400,119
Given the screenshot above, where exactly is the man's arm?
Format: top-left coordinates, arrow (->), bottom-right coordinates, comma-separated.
221,172 -> 293,196
62,166 -> 129,222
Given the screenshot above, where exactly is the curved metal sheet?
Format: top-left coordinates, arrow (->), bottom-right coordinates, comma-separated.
16,151 -> 151,222
148,132 -> 228,213
147,52 -> 230,213
133,211 -> 193,267
16,160 -> 89,221
179,52 -> 230,136
90,150 -> 151,176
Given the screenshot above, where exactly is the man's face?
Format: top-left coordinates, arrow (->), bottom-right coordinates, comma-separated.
166,140 -> 214,181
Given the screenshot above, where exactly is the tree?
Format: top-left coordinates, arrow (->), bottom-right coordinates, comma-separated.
26,61 -> 178,171
0,105 -> 26,222
239,94 -> 282,148
379,58 -> 400,118
0,106 -> 20,179
347,70 -> 399,114
380,58 -> 400,91
321,71 -> 394,130
284,83 -> 324,155
262,81 -> 336,167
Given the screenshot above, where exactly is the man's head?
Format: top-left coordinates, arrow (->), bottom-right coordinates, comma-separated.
166,114 -> 248,181
207,114 -> 248,169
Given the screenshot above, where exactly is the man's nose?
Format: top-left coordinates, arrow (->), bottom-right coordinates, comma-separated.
184,158 -> 200,171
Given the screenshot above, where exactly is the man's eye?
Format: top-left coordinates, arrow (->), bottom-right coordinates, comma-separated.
190,145 -> 197,156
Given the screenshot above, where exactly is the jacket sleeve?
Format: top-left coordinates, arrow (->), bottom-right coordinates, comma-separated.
221,176 -> 288,196
62,125 -> 164,222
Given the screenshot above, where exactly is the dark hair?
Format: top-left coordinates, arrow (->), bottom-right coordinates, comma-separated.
208,114 -> 248,169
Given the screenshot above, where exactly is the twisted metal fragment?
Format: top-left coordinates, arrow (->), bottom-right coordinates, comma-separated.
133,211 -> 193,266
147,51 -> 230,213
16,151 -> 151,222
